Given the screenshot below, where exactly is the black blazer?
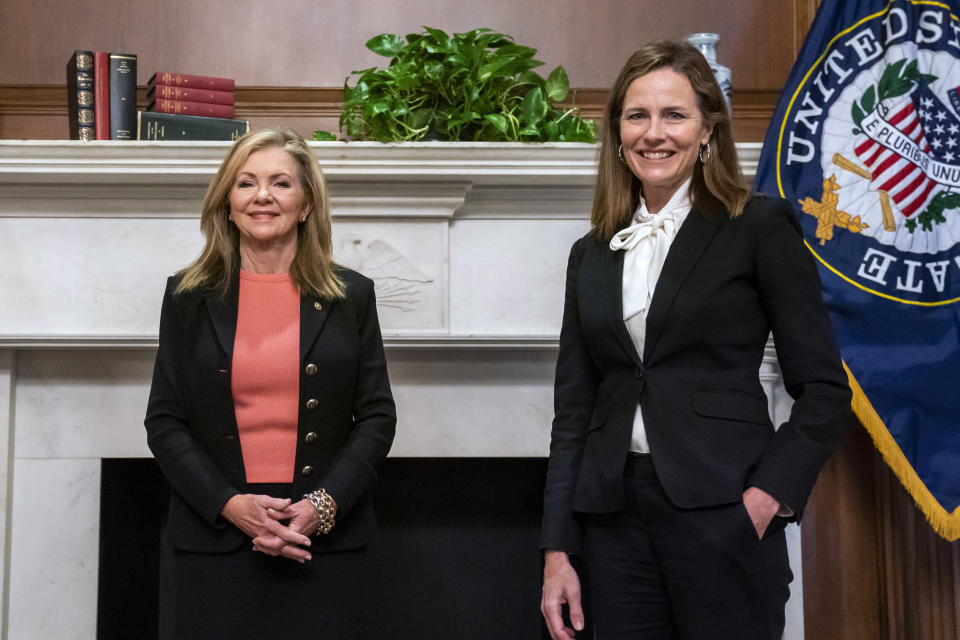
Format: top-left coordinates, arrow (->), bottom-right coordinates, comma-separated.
540,196 -> 851,555
145,267 -> 396,553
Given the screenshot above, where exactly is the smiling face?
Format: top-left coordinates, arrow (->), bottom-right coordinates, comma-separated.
619,68 -> 713,212
228,146 -> 311,258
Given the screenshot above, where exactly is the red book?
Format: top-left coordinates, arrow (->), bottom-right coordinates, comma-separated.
150,99 -> 235,119
148,72 -> 234,92
93,52 -> 110,140
148,84 -> 234,106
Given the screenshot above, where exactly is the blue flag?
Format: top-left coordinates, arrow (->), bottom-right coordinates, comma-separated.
755,0 -> 960,540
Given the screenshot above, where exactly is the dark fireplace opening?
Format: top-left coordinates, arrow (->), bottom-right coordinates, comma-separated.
98,458 -> 586,640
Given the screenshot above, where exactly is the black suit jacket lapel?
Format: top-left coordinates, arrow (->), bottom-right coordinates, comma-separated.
204,279 -> 240,362
644,208 -> 723,359
600,244 -> 643,369
202,273 -> 334,364
300,292 -> 333,361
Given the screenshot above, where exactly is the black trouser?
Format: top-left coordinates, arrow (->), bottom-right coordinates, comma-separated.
582,454 -> 792,640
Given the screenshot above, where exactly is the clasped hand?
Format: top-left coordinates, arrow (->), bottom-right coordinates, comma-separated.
221,493 -> 320,563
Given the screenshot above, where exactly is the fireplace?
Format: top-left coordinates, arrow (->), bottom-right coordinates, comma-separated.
0,140 -> 803,639
98,458 -> 550,639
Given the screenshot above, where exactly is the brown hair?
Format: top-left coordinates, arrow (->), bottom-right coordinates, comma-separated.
592,40 -> 751,241
176,128 -> 344,299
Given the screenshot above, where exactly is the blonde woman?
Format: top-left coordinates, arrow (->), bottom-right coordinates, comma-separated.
145,129 -> 395,638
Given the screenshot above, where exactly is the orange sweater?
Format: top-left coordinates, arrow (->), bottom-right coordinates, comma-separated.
231,270 -> 300,483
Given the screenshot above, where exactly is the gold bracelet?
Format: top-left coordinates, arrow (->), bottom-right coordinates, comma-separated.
303,488 -> 336,535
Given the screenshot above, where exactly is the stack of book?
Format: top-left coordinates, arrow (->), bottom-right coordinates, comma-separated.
66,50 -> 138,140
148,72 -> 236,118
66,54 -> 250,142
141,72 -> 249,140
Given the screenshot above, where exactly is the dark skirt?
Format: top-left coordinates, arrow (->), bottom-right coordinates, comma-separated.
159,483 -> 367,640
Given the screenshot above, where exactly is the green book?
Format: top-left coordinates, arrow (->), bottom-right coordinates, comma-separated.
137,111 -> 250,141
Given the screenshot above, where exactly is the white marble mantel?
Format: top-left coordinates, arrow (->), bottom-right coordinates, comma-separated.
0,140 -> 761,347
0,141 -> 805,639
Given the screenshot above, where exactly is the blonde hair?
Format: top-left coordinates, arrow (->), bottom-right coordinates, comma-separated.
176,128 -> 344,299
592,40 -> 751,241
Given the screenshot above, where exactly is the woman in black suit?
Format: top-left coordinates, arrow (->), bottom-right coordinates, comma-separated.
145,128 -> 395,639
539,41 -> 851,639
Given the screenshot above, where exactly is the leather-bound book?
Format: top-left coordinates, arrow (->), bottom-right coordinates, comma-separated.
148,72 -> 234,93
137,112 -> 250,141
93,52 -> 110,140
149,99 -> 235,119
109,53 -> 137,139
147,84 -> 234,106
66,50 -> 94,141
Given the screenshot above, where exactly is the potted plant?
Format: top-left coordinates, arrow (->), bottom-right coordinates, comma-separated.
315,27 -> 597,143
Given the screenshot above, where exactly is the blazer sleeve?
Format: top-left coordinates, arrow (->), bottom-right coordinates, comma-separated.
540,237 -> 601,555
749,198 -> 852,519
320,277 -> 396,516
144,278 -> 239,527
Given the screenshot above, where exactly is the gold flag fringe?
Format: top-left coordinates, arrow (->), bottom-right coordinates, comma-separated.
844,362 -> 960,541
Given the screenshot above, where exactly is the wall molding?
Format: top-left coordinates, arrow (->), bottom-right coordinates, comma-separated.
0,84 -> 779,142
0,139 -> 761,185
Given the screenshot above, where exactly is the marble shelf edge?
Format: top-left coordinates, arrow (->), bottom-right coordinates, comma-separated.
0,334 -> 781,362
0,140 -> 763,184
0,334 -> 562,350
0,141 -> 761,221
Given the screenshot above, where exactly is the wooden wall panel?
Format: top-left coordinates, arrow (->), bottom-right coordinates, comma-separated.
801,423 -> 883,640
874,455 -> 960,640
802,423 -> 960,640
0,0 -> 800,90
0,0 -> 820,141
794,0 -> 822,52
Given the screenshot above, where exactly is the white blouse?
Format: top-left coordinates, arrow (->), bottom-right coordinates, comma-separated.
609,179 -> 692,453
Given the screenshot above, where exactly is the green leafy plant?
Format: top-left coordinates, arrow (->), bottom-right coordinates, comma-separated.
315,27 -> 596,143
